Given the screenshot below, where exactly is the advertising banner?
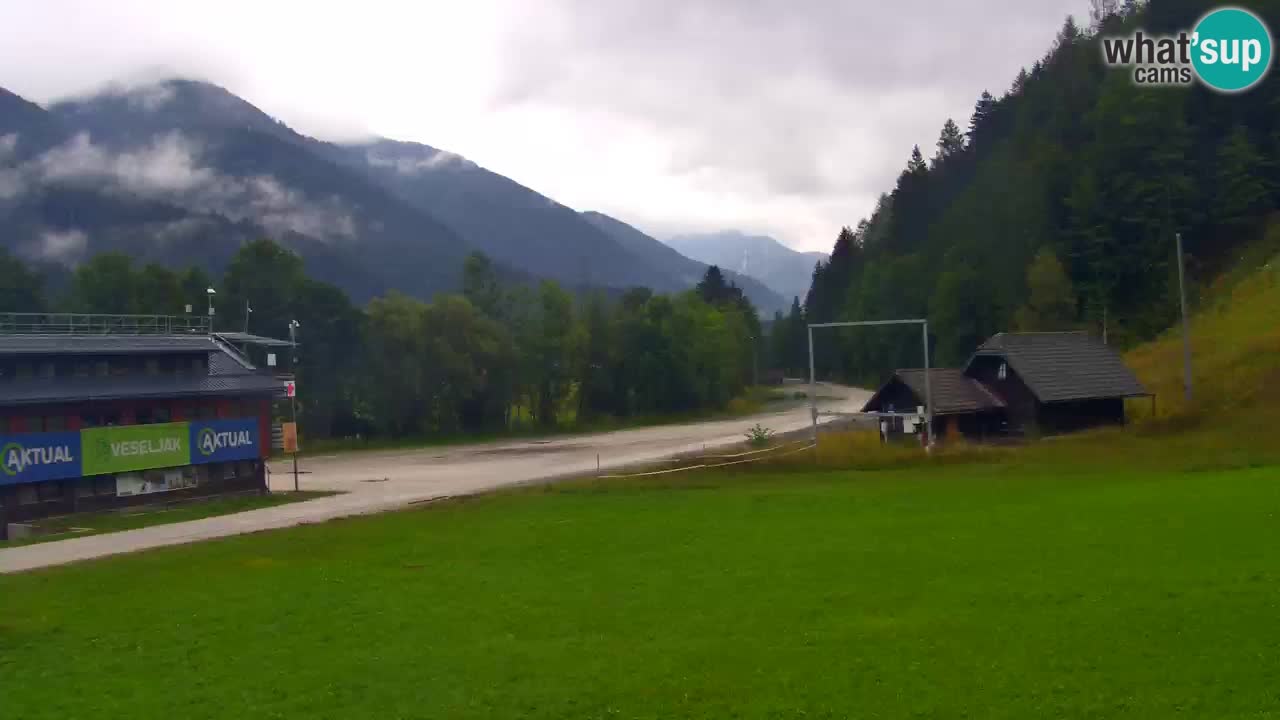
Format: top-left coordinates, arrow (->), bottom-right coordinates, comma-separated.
190,418 -> 261,465
0,431 -> 82,485
81,423 -> 190,476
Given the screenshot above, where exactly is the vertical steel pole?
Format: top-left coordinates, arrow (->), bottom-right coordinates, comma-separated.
1176,232 -> 1193,403
922,321 -> 933,448
808,325 -> 817,442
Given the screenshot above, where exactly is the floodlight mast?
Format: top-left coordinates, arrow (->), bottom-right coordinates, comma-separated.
807,319 -> 933,448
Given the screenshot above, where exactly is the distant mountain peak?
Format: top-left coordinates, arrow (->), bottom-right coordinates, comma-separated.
666,231 -> 826,301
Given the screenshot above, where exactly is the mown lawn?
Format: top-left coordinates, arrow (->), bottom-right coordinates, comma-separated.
2,462 -> 1279,719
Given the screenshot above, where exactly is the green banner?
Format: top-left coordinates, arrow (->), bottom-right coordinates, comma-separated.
82,422 -> 191,476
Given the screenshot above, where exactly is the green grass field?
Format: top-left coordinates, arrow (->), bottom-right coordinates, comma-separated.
2,461 -> 1279,718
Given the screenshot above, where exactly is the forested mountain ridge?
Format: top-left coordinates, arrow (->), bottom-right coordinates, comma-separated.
786,0 -> 1280,382
2,80 -> 477,300
329,139 -> 688,294
2,79 -> 763,304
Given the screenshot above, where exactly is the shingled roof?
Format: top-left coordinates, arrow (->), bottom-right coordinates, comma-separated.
968,332 -> 1148,403
862,368 -> 1005,416
0,334 -> 220,357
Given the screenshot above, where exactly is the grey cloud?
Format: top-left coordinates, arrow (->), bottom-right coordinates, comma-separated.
22,132 -> 356,242
365,148 -> 468,175
493,0 -> 1081,238
0,133 -> 16,161
37,132 -> 214,193
36,228 -> 89,265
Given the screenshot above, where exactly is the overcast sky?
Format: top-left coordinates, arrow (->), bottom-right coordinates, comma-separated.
0,0 -> 1085,251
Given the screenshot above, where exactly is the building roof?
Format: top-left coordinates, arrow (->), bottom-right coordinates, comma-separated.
862,368 -> 1006,416
0,334 -> 220,357
0,372 -> 285,407
216,332 -> 295,348
968,332 -> 1148,402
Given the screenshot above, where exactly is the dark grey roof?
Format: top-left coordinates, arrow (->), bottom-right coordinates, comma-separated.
968,332 -> 1148,402
216,332 -> 294,348
0,372 -> 284,407
862,368 -> 1005,416
0,334 -> 219,357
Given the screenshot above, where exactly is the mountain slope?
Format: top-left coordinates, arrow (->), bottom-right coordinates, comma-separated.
0,79 -> 481,298
580,211 -> 785,313
666,231 -> 826,301
331,139 -> 682,293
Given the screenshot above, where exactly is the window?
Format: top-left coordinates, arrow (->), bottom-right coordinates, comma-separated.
74,361 -> 91,378
36,480 -> 63,502
38,362 -> 55,379
15,363 -> 33,379
109,358 -> 131,377
94,360 -> 109,377
153,406 -> 172,424
159,357 -> 178,375
145,358 -> 160,376
81,411 -> 121,428
44,415 -> 66,432
997,362 -> 1008,381
94,476 -> 116,496
16,484 -> 38,505
136,407 -> 153,425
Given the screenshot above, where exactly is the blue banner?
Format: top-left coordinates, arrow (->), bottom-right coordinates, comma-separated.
189,419 -> 261,465
0,431 -> 83,485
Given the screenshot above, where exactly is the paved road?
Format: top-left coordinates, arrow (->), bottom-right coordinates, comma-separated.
0,384 -> 870,573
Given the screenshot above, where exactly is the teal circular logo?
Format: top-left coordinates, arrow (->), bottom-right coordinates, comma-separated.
1192,7 -> 1273,92
1,442 -> 22,476
197,428 -> 217,456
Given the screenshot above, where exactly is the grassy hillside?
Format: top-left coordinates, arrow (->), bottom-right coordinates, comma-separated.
1126,229 -> 1280,423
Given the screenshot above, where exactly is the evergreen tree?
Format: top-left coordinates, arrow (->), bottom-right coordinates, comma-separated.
1213,126 -> 1271,232
907,145 -> 928,175
701,266 -> 732,304
967,91 -> 996,145
1014,249 -> 1077,332
462,251 -> 505,319
932,119 -> 966,168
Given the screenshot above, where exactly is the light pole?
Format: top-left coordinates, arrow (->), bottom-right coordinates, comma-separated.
749,334 -> 759,387
288,320 -> 301,492
205,287 -> 216,332
1175,232 -> 1193,403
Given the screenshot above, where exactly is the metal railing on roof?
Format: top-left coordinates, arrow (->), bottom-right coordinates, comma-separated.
0,312 -> 212,336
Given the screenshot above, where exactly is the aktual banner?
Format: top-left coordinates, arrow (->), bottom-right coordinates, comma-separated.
190,419 -> 260,465
0,431 -> 82,485
81,422 -> 190,476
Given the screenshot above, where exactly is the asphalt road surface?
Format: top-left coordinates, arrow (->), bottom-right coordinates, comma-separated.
0,383 -> 870,573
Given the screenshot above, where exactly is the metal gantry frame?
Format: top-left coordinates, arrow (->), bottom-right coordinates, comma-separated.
807,318 -> 933,447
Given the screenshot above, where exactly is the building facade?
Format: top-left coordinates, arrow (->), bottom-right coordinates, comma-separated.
863,332 -> 1149,442
0,315 -> 290,536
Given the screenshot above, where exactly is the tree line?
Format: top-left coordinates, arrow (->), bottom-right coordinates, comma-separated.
0,240 -> 763,440
787,0 -> 1280,383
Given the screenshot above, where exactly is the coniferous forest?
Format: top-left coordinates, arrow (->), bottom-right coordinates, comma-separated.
773,0 -> 1280,382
